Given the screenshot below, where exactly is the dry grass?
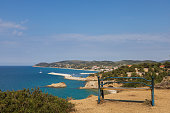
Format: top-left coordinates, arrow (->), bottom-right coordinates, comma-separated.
71,89 -> 170,113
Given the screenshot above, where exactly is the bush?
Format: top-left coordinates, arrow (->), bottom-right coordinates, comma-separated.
0,88 -> 75,113
101,62 -> 170,87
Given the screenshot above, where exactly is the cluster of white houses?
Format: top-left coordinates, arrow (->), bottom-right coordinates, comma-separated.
91,65 -> 119,72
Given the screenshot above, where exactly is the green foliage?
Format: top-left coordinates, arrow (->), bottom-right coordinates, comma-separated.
122,78 -> 150,87
35,60 -> 157,69
164,61 -> 170,68
0,88 -> 74,113
101,62 -> 170,87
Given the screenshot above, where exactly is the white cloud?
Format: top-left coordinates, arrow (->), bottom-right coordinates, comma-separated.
12,30 -> 23,36
0,19 -> 26,30
0,18 -> 27,36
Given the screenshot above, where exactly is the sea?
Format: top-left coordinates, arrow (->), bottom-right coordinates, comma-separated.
0,66 -> 98,99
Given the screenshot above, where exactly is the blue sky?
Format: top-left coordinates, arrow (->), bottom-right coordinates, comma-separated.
0,0 -> 170,65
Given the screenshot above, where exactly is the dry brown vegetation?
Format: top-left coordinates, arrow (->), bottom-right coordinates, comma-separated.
71,89 -> 170,113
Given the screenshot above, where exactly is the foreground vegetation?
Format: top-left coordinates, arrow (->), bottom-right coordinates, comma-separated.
0,88 -> 74,113
99,62 -> 170,87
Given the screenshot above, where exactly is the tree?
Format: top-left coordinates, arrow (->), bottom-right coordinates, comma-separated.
164,61 -> 170,68
0,88 -> 75,113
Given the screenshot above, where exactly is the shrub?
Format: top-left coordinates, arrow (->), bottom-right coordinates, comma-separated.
0,88 -> 75,113
101,62 -> 170,87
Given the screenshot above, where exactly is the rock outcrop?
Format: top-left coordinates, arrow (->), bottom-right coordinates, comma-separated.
155,76 -> 170,89
80,81 -> 98,89
85,76 -> 98,81
80,81 -> 117,93
46,82 -> 67,88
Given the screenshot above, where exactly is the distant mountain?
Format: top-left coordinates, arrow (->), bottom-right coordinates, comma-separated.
35,62 -> 49,67
114,60 -> 157,65
34,60 -> 158,68
59,60 -> 90,64
159,60 -> 170,63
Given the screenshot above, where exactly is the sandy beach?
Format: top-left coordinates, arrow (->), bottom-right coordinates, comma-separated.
71,89 -> 170,113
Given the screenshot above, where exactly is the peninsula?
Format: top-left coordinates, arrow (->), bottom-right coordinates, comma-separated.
48,72 -> 97,81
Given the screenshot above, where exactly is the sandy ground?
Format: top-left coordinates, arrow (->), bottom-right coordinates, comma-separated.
70,89 -> 170,113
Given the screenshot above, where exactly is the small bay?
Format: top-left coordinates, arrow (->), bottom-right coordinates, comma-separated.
0,66 -> 98,99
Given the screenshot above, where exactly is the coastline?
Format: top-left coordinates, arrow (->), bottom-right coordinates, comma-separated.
32,66 -> 98,72
34,66 -> 114,93
48,72 -> 89,81
0,66 -> 98,100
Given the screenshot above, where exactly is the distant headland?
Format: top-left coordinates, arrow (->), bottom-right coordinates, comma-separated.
34,60 -> 169,72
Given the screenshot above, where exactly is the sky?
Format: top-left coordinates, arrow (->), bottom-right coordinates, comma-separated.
0,0 -> 170,65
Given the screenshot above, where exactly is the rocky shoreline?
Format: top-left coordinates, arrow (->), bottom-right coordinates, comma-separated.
47,72 -> 117,94
80,81 -> 98,89
46,82 -> 67,88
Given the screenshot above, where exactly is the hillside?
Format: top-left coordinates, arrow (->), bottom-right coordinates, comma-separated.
34,60 -> 157,69
99,62 -> 170,87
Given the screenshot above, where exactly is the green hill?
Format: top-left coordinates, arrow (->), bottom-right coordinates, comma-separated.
35,60 -> 157,69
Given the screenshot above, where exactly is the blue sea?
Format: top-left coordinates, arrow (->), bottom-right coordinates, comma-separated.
0,66 -> 98,99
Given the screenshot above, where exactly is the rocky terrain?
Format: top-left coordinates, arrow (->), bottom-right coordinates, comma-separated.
155,76 -> 170,89
46,82 -> 67,88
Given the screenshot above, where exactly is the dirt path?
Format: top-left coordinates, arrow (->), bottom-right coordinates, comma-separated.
71,89 -> 170,113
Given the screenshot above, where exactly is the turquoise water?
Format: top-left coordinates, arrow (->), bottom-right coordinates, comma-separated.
0,66 -> 98,99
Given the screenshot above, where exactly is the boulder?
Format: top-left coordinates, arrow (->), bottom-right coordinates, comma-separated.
80,81 -> 117,93
155,76 -> 170,89
85,76 -> 98,81
46,82 -> 67,88
80,81 -> 98,89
